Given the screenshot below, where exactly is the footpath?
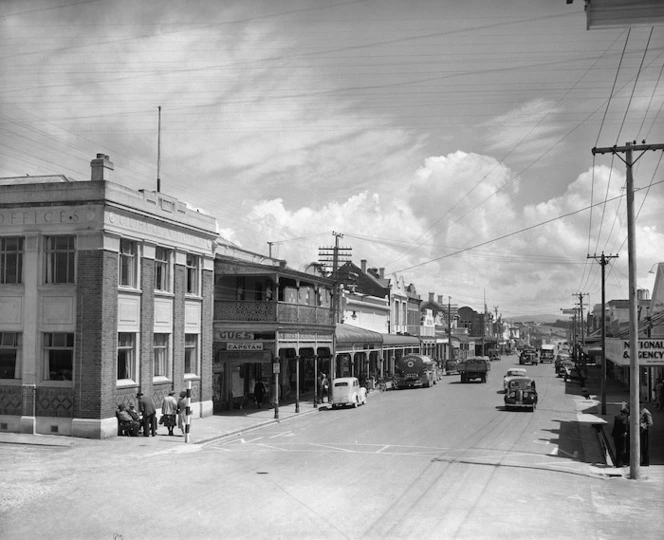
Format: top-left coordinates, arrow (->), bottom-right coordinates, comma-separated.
579,364 -> 664,482
0,393 -> 323,448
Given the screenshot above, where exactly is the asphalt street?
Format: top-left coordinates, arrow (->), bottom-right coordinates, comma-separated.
1,355 -> 662,539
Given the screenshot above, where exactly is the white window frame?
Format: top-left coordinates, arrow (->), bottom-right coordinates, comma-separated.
119,239 -> 138,288
154,246 -> 172,292
184,333 -> 199,377
0,236 -> 23,284
44,235 -> 76,284
0,332 -> 21,380
153,333 -> 171,379
117,332 -> 137,383
43,332 -> 74,382
185,253 -> 200,296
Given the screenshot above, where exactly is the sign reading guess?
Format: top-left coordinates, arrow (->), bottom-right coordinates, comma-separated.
606,338 -> 664,366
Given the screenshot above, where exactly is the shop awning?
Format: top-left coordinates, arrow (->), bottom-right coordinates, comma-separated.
380,334 -> 420,347
335,324 -> 382,348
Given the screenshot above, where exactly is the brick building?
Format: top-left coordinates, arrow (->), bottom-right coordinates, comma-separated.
0,155 -> 217,438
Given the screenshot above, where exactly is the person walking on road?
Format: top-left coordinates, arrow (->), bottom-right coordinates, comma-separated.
137,392 -> 157,437
160,390 -> 178,436
611,407 -> 629,467
320,373 -> 329,403
639,404 -> 654,466
177,390 -> 188,436
254,379 -> 266,408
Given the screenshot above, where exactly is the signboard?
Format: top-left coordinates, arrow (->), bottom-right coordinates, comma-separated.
227,342 -> 263,351
561,308 -> 578,315
606,338 -> 664,366
273,363 -> 280,374
219,331 -> 254,340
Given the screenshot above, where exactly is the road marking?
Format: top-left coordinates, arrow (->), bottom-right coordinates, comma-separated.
269,431 -> 294,438
376,445 -> 390,453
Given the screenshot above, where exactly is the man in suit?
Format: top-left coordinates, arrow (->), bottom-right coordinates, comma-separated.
611,407 -> 629,467
137,392 -> 157,437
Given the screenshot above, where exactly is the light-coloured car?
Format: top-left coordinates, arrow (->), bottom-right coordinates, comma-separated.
330,377 -> 367,409
503,368 -> 527,392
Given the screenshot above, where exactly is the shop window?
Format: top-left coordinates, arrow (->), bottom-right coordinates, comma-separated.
119,239 -> 138,288
43,332 -> 74,381
153,333 -> 170,378
185,254 -> 200,295
44,235 -> 75,284
117,332 -> 136,382
154,247 -> 172,292
0,332 -> 21,379
0,236 -> 23,284
184,333 -> 199,376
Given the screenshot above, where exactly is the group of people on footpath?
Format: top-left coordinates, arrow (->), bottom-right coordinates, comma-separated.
611,402 -> 654,467
117,390 -> 190,437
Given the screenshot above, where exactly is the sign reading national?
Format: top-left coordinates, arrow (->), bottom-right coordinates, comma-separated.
606,338 -> 664,366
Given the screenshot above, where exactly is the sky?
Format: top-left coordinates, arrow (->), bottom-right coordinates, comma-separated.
1,0 -> 663,319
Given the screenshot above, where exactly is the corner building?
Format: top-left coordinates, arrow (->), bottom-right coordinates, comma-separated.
0,155 -> 217,438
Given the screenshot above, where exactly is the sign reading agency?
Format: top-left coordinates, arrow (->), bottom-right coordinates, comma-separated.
606,338 -> 664,366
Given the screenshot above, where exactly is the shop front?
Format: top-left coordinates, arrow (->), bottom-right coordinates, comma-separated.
213,329 -> 276,411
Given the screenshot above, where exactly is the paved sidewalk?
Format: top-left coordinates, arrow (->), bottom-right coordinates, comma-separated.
0,394 -> 325,448
579,364 -> 664,482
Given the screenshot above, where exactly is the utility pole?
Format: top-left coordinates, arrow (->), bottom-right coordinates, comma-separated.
588,252 -> 619,415
592,141 -> 664,480
267,241 -> 274,258
448,296 -> 452,361
572,292 -> 589,358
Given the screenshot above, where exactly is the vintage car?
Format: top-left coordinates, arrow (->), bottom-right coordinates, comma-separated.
504,376 -> 538,411
519,350 -> 538,366
562,363 -> 587,385
556,359 -> 575,377
503,368 -> 527,392
554,354 -> 571,374
330,377 -> 367,409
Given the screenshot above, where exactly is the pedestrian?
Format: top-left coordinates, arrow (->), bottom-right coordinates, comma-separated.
611,407 -> 629,467
254,378 -> 266,408
639,403 -> 654,467
320,373 -> 329,403
137,392 -> 157,437
656,378 -> 663,410
177,390 -> 187,435
160,390 -> 178,436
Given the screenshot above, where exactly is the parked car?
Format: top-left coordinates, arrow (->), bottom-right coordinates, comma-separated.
503,368 -> 527,392
562,363 -> 588,385
556,359 -> 574,377
504,377 -> 538,411
445,359 -> 459,375
554,353 -> 571,373
330,377 -> 367,409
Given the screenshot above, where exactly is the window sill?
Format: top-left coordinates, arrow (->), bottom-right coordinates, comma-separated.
117,379 -> 138,389
152,376 -> 172,384
184,374 -> 200,381
154,290 -> 175,298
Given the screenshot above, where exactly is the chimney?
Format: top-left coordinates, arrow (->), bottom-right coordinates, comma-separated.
438,295 -> 443,304
429,292 -> 434,302
90,154 -> 114,181
379,267 -> 384,278
361,259 -> 367,274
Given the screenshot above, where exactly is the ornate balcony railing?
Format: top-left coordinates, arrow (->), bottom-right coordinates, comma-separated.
214,301 -> 334,326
